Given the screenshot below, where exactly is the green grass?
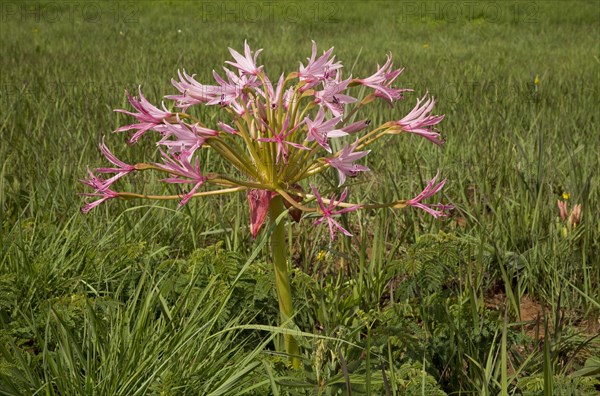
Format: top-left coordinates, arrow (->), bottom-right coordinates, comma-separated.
1,0 -> 599,394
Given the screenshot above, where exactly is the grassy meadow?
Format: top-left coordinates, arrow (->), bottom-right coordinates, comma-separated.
1,0 -> 599,394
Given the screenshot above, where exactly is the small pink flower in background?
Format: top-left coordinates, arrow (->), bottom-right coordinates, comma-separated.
570,204 -> 582,226
394,94 -> 445,145
115,87 -> 173,143
304,108 -> 348,153
311,186 -> 361,240
557,200 -> 569,221
324,140 -> 370,186
406,172 -> 453,218
557,200 -> 582,227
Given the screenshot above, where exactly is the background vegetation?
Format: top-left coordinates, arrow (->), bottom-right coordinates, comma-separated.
1,0 -> 598,394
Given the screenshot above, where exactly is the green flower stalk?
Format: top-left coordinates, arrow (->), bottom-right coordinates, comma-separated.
81,41 -> 452,367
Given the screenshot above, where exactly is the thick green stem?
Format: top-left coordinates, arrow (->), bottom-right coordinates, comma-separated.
269,195 -> 300,369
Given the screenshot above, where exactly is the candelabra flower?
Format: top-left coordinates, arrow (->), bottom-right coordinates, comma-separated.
81,41 -> 453,368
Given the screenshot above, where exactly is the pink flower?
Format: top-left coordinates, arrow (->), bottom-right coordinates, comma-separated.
158,116 -> 218,156
217,121 -> 238,134
299,41 -> 342,89
225,40 -> 264,76
406,172 -> 452,218
248,189 -> 273,238
570,204 -> 582,226
557,200 -> 582,227
115,87 -> 173,143
208,68 -> 260,107
208,69 -> 243,106
95,139 -> 136,186
342,119 -> 371,134
282,87 -> 294,109
259,73 -> 286,110
228,100 -> 247,116
311,185 -> 360,240
356,54 -> 411,104
155,151 -> 206,206
374,85 -> 411,105
304,108 -> 348,153
394,94 -> 445,145
324,140 -> 370,186
314,74 -> 357,116
80,169 -> 119,213
257,116 -> 308,163
557,200 -> 569,221
167,69 -> 222,109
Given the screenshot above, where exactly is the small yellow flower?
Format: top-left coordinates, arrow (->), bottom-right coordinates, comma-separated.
423,43 -> 429,49
562,192 -> 570,200
316,250 -> 327,261
534,75 -> 540,86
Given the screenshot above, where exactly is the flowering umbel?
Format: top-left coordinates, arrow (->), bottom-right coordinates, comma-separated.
81,42 -> 452,367
82,41 -> 451,236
